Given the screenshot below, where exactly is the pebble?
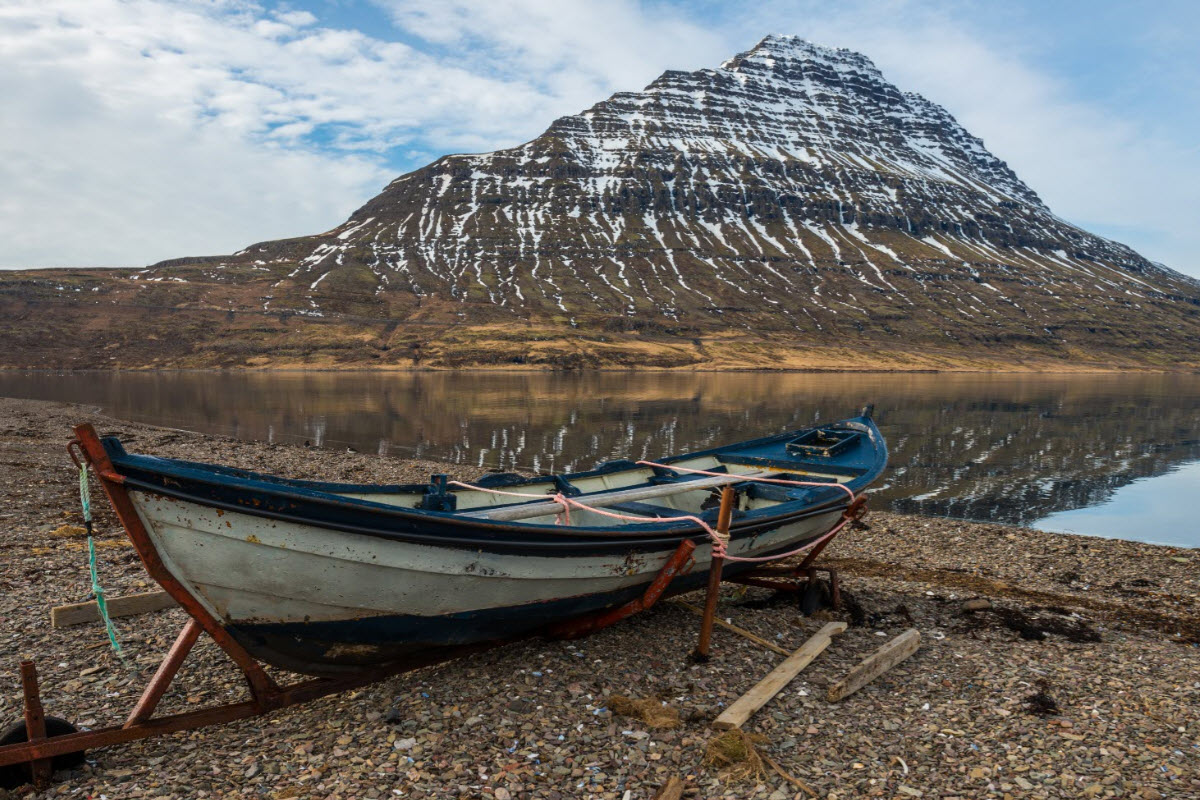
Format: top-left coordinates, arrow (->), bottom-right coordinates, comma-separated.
1,398 -> 1197,800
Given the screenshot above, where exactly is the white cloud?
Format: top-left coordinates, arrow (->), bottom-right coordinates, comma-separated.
0,0 -> 559,267
375,0 -> 728,98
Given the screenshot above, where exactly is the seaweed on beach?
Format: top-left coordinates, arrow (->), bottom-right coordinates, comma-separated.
839,589 -> 870,627
992,606 -> 1102,643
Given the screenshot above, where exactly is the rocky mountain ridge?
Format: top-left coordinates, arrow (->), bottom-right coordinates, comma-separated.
1,35 -> 1197,369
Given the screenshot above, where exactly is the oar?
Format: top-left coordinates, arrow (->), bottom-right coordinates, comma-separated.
459,469 -> 772,522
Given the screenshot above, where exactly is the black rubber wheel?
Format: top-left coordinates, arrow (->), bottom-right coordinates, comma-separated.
0,716 -> 86,789
799,578 -> 832,615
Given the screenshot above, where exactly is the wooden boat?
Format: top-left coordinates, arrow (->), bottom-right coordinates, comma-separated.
86,410 -> 886,676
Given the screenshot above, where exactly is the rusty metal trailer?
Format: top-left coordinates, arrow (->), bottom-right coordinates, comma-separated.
1,416 -> 880,789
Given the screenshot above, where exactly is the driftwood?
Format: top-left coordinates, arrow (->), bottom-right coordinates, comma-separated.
759,750 -> 817,796
712,621 -> 848,730
51,590 -> 177,628
826,628 -> 920,702
672,600 -> 791,656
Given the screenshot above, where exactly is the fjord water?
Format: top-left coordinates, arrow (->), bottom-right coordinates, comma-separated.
2,371 -> 1197,547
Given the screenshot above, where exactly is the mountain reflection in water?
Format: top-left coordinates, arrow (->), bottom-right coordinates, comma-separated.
2,371 -> 1197,545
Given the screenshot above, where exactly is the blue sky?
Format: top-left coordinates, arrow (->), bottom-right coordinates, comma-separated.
1,0 -> 1198,277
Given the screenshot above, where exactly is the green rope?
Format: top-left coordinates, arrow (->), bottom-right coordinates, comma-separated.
78,463 -> 91,526
79,465 -> 123,655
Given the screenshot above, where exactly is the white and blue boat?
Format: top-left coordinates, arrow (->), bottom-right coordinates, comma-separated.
88,410 -> 886,676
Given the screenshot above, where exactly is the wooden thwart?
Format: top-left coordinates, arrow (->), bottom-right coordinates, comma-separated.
672,600 -> 791,657
460,469 -> 771,521
712,620 -> 848,730
51,590 -> 177,628
826,628 -> 920,702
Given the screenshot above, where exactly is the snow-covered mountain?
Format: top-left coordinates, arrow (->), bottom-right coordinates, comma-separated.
3,35 -> 1198,369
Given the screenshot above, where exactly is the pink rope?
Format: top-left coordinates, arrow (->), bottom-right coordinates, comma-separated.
447,480 -> 719,537
445,481 -> 570,522
634,460 -> 856,503
446,476 -> 853,562
719,516 -> 849,563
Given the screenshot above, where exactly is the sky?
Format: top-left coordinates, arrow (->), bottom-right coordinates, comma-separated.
1,0 -> 1198,277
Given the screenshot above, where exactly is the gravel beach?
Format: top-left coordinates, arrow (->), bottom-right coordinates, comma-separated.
1,397 -> 1197,799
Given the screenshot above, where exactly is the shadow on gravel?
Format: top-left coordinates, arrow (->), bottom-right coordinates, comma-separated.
1024,679 -> 1061,716
986,606 -> 1102,643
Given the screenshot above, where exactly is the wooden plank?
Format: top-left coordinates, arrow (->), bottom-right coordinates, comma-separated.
672,600 -> 791,656
712,620 -> 848,730
51,590 -> 177,628
459,470 -> 771,521
826,628 -> 920,703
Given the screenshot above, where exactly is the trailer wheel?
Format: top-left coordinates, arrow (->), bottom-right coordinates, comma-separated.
0,716 -> 86,789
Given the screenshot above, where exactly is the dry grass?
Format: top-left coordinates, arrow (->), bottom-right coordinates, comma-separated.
607,695 -> 681,729
703,730 -> 816,793
702,729 -> 769,782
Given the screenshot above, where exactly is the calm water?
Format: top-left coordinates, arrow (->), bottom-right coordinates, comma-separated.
2,371 -> 1198,547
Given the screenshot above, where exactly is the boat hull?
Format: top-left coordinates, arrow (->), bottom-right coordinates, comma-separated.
130,489 -> 842,674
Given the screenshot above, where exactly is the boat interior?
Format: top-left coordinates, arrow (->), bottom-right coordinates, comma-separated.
331,423 -> 877,528
105,417 -> 883,531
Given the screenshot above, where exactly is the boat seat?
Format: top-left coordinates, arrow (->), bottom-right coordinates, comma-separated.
603,500 -> 686,519
744,483 -> 811,502
648,464 -> 728,485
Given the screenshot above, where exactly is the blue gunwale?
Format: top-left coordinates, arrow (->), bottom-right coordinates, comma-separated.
102,414 -> 886,557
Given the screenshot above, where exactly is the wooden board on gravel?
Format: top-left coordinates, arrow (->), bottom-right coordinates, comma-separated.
712,620 -> 847,730
51,590 -> 177,628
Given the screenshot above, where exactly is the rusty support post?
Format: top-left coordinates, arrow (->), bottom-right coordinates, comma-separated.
638,540 -> 696,610
71,425 -> 281,707
827,567 -> 841,610
797,494 -> 866,572
126,619 -> 202,727
693,486 -> 735,661
20,661 -> 52,789
0,639 -> 501,772
547,538 -> 696,639
724,575 -> 802,593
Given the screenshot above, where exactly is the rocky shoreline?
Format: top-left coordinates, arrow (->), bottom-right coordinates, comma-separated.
1,397 -> 1197,799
